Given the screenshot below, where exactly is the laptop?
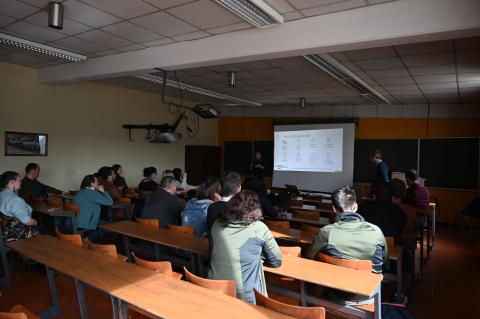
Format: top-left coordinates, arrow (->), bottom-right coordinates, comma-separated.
285,184 -> 301,195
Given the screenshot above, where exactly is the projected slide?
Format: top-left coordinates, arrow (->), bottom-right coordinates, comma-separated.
274,128 -> 343,172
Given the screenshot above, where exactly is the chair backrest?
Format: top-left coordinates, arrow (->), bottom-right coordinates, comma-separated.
279,246 -> 301,257
87,242 -> 118,258
264,220 -> 290,231
132,252 -> 174,277
385,236 -> 394,250
316,253 -> 372,272
299,223 -> 320,233
31,197 -> 45,205
1,304 -> 39,319
183,267 -> 236,297
117,197 -> 132,205
168,224 -> 195,237
292,209 -> 320,221
124,188 -> 136,195
55,229 -> 83,248
135,217 -> 160,229
254,289 -> 325,319
46,198 -> 62,208
63,203 -> 80,217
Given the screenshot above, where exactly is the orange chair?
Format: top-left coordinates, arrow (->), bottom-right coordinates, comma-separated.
55,229 -> 83,248
168,224 -> 195,237
385,236 -> 394,250
135,217 -> 160,229
63,203 -> 80,217
132,252 -> 182,280
264,220 -> 290,230
279,246 -> 301,257
254,289 -> 325,319
299,223 -> 320,233
183,267 -> 236,297
46,197 -> 62,208
0,304 -> 40,319
292,209 -> 320,221
87,242 -> 128,262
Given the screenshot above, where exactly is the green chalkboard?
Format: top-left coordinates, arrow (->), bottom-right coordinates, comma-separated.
224,141 -> 252,175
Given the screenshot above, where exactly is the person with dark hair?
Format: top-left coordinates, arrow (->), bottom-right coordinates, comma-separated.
369,150 -> 389,195
207,171 -> 242,231
0,171 -> 39,242
251,151 -> 267,179
172,168 -> 197,190
243,177 -> 280,218
309,186 -> 387,274
138,167 -> 158,192
97,166 -> 122,201
358,182 -> 407,245
74,174 -> 113,241
19,163 -> 64,202
141,176 -> 183,228
403,169 -> 430,209
209,190 -> 282,304
112,164 -> 128,190
181,179 -> 220,237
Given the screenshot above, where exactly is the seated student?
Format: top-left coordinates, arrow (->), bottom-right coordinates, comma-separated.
19,163 -> 64,202
209,190 -> 282,304
358,182 -> 407,246
141,176 -> 183,228
173,168 -> 198,190
181,179 -> 220,237
112,164 -> 128,191
0,171 -> 39,242
97,166 -> 122,201
403,169 -> 430,209
74,174 -> 113,241
207,171 -> 241,232
243,177 -> 280,218
138,167 -> 158,192
391,179 -> 418,249
309,186 -> 387,274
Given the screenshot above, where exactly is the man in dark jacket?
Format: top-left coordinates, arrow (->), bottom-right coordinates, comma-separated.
370,150 -> 389,196
19,163 -> 63,202
141,176 -> 183,228
207,171 -> 241,231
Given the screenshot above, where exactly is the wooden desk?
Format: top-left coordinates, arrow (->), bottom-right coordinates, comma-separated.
263,255 -> 383,319
7,236 -> 292,319
101,221 -> 209,274
31,202 -> 78,233
270,228 -> 315,244
266,215 -> 330,228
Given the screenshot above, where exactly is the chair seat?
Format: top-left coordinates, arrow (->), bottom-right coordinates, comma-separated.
354,303 -> 374,312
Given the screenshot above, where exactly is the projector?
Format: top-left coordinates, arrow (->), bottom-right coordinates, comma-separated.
193,104 -> 219,119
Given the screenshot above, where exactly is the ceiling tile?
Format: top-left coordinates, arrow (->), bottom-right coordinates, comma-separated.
76,30 -> 132,49
458,73 -> 480,82
206,22 -> 252,34
401,104 -> 428,117
459,80 -> 480,88
457,62 -> 480,74
301,0 -> 367,17
264,0 -> 295,13
63,0 -> 121,27
5,21 -> 66,42
374,77 -> 416,85
345,47 -> 396,60
79,0 -> 158,19
131,11 -> 197,36
414,74 -> 457,83
283,11 -> 304,21
381,83 -> 419,91
141,38 -> 175,47
288,0 -> 343,10
53,36 -> 107,53
116,44 -> 145,52
418,82 -> 457,90
235,60 -> 275,71
0,13 -> 15,27
94,48 -> 119,56
0,0 -> 39,18
408,64 -> 455,76
25,10 -> 92,35
101,21 -> 163,43
167,0 -> 241,29
143,0 -> 194,10
171,31 -> 209,41
355,57 -> 403,70
395,40 -> 452,55
18,0 -> 65,8
402,53 -> 454,67
366,68 -> 410,78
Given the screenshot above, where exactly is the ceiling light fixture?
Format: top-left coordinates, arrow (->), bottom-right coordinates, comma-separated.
134,73 -> 262,107
303,54 -> 390,105
48,2 -> 63,30
228,71 -> 236,87
0,33 -> 86,62
299,97 -> 306,108
215,0 -> 284,28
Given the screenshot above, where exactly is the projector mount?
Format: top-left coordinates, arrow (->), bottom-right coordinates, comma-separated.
123,113 -> 184,143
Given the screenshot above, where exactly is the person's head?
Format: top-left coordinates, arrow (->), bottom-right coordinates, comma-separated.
172,168 -> 182,181
25,163 -> 40,179
222,171 -> 241,197
196,178 -> 221,201
112,164 -> 122,177
220,190 -> 262,225
143,167 -> 157,179
374,182 -> 391,201
331,186 -> 358,214
80,174 -> 99,189
369,150 -> 382,164
160,176 -> 176,194
0,171 -> 21,191
162,169 -> 174,178
98,166 -> 114,182
390,178 -> 406,203
255,151 -> 262,160
405,169 -> 418,186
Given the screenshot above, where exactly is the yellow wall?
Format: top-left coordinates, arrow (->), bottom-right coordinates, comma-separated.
218,117 -> 479,224
0,61 -> 218,191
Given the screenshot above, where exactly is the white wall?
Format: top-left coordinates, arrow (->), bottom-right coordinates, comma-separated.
0,61 -> 218,191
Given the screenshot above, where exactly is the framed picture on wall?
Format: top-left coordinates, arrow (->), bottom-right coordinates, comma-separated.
4,131 -> 48,156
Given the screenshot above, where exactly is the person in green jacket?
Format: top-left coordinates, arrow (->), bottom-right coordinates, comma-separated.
209,190 -> 282,304
19,163 -> 64,202
74,174 -> 113,241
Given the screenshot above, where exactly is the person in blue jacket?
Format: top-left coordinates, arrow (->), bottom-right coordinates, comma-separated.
74,174 -> 113,241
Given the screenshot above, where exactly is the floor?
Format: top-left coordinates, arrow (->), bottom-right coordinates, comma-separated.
1,225 -> 479,319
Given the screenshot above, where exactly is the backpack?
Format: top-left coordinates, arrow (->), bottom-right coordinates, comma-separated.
382,303 -> 415,319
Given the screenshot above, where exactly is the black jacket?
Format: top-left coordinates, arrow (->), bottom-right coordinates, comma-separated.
138,179 -> 158,192
141,189 -> 183,228
207,201 -> 227,232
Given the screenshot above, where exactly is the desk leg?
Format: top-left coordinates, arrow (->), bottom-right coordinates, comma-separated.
419,224 -> 424,279
190,253 -> 197,275
75,279 -> 89,319
39,267 -> 60,319
373,285 -> 381,319
196,254 -> 204,277
396,253 -> 403,300
123,236 -> 132,263
426,214 -> 431,261
154,243 -> 161,261
0,234 -> 11,287
71,214 -> 78,234
432,206 -> 436,249
300,281 -> 306,307
111,296 -> 128,319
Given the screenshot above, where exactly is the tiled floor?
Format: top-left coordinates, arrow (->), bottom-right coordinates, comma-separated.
1,225 -> 479,318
